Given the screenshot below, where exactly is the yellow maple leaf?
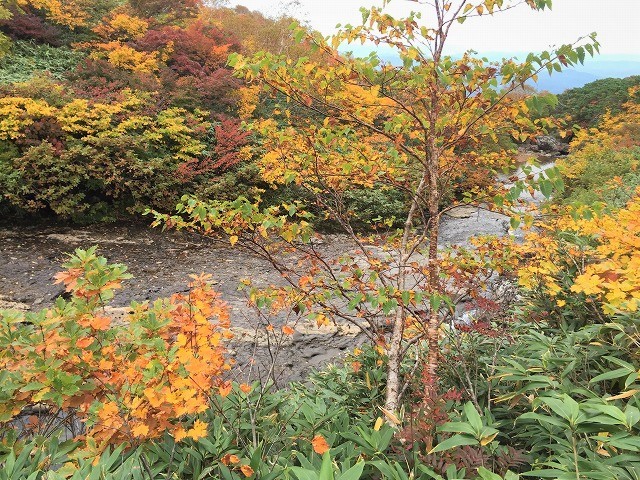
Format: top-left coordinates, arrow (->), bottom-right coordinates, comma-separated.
187,419 -> 208,441
131,424 -> 149,438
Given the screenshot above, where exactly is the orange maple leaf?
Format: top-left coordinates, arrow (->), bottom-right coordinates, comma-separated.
53,268 -> 83,291
311,434 -> 330,454
240,465 -> 254,477
77,337 -> 95,349
90,316 -> 111,331
282,325 -> 295,335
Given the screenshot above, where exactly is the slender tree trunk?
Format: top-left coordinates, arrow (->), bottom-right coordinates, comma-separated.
384,173 -> 428,412
385,307 -> 405,412
424,150 -> 441,400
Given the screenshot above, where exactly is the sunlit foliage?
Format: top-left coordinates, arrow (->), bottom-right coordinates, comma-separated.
0,247 -> 232,448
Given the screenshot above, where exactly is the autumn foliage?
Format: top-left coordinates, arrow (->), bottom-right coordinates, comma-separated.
0,0 -> 307,221
0,247 -> 232,448
553,87 -> 640,209
518,195 -> 640,317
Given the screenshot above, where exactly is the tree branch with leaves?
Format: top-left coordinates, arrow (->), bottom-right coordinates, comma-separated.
154,0 -> 598,413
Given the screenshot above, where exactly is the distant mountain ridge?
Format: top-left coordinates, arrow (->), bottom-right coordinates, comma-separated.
530,59 -> 640,93
341,45 -> 640,94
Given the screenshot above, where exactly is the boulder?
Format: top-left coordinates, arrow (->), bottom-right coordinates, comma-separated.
445,205 -> 478,218
534,135 -> 570,155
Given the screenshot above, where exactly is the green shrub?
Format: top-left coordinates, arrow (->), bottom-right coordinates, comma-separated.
554,76 -> 640,127
0,41 -> 85,84
343,187 -> 407,230
556,146 -> 640,208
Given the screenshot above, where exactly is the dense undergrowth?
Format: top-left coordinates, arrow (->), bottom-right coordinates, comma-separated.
556,87 -> 640,208
1,194 -> 639,479
0,0 -> 412,226
0,0 -> 287,222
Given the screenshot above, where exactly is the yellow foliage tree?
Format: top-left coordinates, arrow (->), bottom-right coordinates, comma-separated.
15,0 -> 93,28
518,194 -> 640,316
93,11 -> 150,41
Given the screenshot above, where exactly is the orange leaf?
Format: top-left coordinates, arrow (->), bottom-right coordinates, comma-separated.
311,434 -> 330,454
282,325 -> 295,336
218,381 -> 232,397
77,337 -> 95,349
239,383 -> 252,394
90,316 -> 111,331
240,465 -> 254,477
221,453 -> 240,465
98,359 -> 113,370
53,268 -> 83,291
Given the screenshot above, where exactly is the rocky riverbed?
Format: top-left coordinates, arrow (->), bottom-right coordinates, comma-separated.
0,211 -> 515,382
0,157 -> 557,383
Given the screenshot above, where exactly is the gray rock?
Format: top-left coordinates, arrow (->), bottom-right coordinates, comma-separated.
445,206 -> 479,219
534,135 -> 570,155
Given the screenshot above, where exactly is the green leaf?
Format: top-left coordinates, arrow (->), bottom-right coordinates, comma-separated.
539,179 -> 553,199
429,434 -> 478,453
588,404 -> 627,425
319,451 -> 334,480
541,395 -> 580,424
477,467 -> 504,480
293,28 -> 306,44
590,367 -> 633,384
518,412 -> 568,428
290,467 -> 319,480
382,298 -> 398,315
336,461 -> 364,480
522,469 -> 568,478
439,421 -> 477,436
464,402 -> 483,433
417,465 -> 445,479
